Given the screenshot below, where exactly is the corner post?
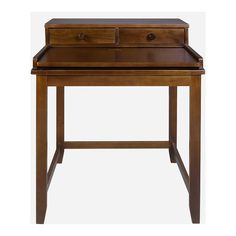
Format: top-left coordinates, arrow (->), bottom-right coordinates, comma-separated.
189,76 -> 201,223
36,75 -> 48,224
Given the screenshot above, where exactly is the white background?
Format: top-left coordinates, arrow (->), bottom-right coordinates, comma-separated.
31,13 -> 204,224
0,0 -> 236,234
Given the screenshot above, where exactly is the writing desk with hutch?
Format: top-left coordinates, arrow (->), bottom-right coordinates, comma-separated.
31,18 -> 204,224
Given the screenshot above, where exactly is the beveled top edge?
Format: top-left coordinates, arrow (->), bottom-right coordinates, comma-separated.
45,18 -> 189,28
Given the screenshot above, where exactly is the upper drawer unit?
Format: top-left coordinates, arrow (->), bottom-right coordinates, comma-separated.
119,28 -> 185,45
48,28 -> 116,45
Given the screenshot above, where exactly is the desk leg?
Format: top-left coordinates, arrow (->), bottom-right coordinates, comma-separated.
57,87 -> 64,163
189,76 -> 201,223
169,86 -> 177,163
36,76 -> 47,224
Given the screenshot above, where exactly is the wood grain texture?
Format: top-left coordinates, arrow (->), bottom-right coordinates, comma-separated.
171,143 -> 190,192
45,18 -> 189,28
36,76 -> 47,224
32,18 -> 204,224
47,75 -> 192,86
32,69 -> 205,76
36,47 -> 200,68
119,28 -> 184,45
184,45 -> 203,69
169,86 -> 177,163
56,87 -> 64,163
49,28 -> 116,45
64,141 -> 170,149
33,45 -> 50,67
47,148 -> 60,190
189,76 -> 201,223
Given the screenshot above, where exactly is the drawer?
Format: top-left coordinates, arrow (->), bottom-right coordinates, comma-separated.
49,28 -> 116,45
119,28 -> 184,45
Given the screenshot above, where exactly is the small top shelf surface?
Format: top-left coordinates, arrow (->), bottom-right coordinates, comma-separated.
45,18 -> 189,28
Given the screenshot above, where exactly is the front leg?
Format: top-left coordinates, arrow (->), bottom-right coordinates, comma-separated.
36,76 -> 48,224
189,76 -> 201,223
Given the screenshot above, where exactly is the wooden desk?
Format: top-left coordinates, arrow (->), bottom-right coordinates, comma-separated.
32,18 -> 204,224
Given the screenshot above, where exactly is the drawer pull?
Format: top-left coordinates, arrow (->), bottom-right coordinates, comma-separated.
146,33 -> 156,41
77,33 -> 87,40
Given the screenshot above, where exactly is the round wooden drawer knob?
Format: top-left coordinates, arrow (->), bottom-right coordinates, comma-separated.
146,33 -> 156,41
77,33 -> 87,40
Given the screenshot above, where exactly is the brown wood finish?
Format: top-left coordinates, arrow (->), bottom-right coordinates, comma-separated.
119,28 -> 184,45
45,18 -> 189,28
47,75 -> 192,87
47,147 -> 60,190
32,18 -> 204,224
36,47 -> 200,68
36,76 -> 47,224
56,87 -> 64,163
32,69 -> 204,76
189,76 -> 201,223
49,28 -> 116,45
64,141 -> 170,149
169,87 -> 177,163
33,46 -> 49,67
184,45 -> 204,69
171,143 -> 190,192
184,28 -> 189,44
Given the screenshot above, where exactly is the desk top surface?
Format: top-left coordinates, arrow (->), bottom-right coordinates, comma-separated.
36,47 -> 200,68
45,18 -> 189,28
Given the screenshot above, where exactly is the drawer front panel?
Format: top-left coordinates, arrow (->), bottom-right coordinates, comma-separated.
119,28 -> 184,45
49,28 -> 116,45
